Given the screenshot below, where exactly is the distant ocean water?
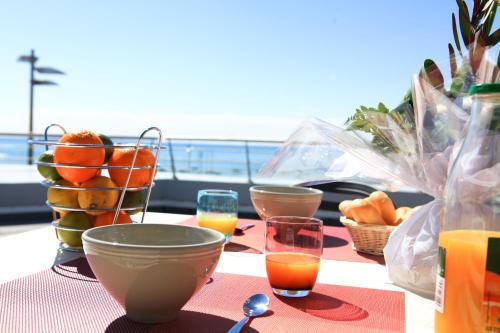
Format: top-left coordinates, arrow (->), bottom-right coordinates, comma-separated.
0,135 -> 281,178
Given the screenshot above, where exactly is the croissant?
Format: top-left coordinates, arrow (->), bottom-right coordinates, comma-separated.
395,206 -> 420,225
339,200 -> 355,220
366,191 -> 397,225
349,198 -> 386,225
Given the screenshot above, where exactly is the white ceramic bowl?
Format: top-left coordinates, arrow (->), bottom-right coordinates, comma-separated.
82,223 -> 225,323
249,185 -> 323,220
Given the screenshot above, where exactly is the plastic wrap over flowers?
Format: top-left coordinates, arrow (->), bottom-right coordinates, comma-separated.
259,54 -> 498,296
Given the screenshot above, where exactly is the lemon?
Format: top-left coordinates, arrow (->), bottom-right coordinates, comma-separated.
37,150 -> 62,181
78,176 -> 119,215
47,179 -> 80,213
57,211 -> 93,247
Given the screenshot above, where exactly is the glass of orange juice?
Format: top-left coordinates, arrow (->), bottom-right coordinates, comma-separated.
265,216 -> 323,297
197,189 -> 238,244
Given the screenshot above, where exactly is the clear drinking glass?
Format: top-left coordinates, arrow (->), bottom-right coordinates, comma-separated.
197,189 -> 238,244
265,216 -> 323,297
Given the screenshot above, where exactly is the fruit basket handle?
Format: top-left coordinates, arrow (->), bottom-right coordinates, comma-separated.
43,124 -> 67,151
112,126 -> 163,225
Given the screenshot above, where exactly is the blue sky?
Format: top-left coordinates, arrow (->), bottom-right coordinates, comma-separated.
0,1 -> 474,139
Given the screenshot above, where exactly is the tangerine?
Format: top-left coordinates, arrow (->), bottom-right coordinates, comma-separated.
108,148 -> 156,190
93,210 -> 132,227
54,130 -> 105,183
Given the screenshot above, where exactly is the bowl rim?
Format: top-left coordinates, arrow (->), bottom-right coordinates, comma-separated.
82,223 -> 225,250
249,185 -> 323,196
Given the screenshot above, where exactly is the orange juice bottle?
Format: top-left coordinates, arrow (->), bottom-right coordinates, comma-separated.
435,230 -> 500,332
436,83 -> 500,333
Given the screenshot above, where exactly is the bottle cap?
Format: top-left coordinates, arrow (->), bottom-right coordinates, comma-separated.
469,83 -> 500,94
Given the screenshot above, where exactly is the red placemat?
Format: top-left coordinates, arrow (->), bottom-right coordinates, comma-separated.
180,217 -> 385,264
0,258 -> 404,333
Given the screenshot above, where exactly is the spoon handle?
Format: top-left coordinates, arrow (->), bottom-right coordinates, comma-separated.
227,316 -> 249,333
234,224 -> 255,234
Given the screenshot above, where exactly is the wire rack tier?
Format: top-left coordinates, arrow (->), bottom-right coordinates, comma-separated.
31,123 -> 163,252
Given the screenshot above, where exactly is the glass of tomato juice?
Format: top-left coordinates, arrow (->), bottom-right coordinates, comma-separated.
265,216 -> 323,297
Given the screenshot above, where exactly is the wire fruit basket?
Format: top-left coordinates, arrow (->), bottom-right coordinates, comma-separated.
32,124 -> 163,252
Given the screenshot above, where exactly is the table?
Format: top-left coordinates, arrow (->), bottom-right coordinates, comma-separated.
0,212 -> 435,332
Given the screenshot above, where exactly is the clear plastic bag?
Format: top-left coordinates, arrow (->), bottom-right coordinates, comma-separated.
259,53 -> 498,296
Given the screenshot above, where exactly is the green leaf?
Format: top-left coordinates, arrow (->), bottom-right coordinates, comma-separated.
488,28 -> 499,46
346,100 -> 416,154
471,0 -> 481,21
482,0 -> 497,35
448,43 -> 458,78
457,0 -> 474,46
452,13 -> 463,57
470,0 -> 487,27
422,59 -> 445,89
450,61 -> 472,97
402,89 -> 412,104
377,102 -> 390,113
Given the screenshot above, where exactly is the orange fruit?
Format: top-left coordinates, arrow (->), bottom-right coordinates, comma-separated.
78,176 -> 120,215
108,148 -> 156,190
93,211 -> 132,227
54,130 -> 105,183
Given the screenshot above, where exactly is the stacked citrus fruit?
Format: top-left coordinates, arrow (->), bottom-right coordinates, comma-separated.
37,129 -> 156,247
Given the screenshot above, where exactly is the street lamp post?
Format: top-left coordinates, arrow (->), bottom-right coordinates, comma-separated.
18,49 -> 65,164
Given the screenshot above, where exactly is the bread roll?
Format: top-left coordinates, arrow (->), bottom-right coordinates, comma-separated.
349,199 -> 386,225
339,200 -> 354,219
366,191 -> 397,225
395,206 -> 414,225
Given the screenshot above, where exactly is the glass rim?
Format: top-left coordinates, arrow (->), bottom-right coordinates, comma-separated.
198,189 -> 238,195
266,216 -> 323,225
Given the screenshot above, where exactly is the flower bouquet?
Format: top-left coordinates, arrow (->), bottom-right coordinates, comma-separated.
259,0 -> 499,296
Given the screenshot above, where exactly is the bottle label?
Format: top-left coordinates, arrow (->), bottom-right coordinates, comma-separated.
435,246 -> 446,314
482,237 -> 500,332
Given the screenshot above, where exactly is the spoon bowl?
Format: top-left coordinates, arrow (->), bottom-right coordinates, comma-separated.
244,293 -> 270,317
228,293 -> 270,333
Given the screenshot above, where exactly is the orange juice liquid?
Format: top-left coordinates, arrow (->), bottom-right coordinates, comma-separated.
266,252 -> 320,290
435,230 -> 500,333
197,213 -> 237,236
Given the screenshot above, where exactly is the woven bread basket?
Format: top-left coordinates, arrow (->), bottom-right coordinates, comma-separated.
340,216 -> 395,256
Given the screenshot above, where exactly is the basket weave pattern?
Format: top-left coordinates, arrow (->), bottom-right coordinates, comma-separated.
340,216 -> 395,256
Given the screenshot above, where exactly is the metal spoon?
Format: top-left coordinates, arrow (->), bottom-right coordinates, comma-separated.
234,224 -> 255,234
227,293 -> 270,333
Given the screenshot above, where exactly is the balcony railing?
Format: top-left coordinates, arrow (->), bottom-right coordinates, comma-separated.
0,132 -> 282,183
